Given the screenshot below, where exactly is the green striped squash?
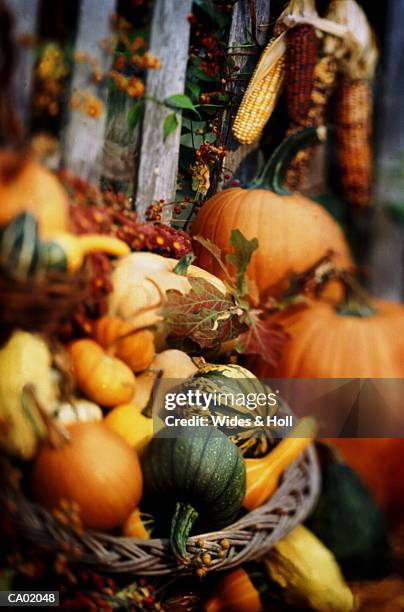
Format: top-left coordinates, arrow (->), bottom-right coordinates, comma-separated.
142,425 -> 246,560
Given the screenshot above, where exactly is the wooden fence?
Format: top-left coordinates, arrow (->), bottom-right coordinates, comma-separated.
8,0 -> 404,300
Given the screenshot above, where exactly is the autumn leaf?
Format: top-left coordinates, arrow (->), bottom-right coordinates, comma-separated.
236,310 -> 289,367
162,277 -> 246,348
226,229 -> 258,297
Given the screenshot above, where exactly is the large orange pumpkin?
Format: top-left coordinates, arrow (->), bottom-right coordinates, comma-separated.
248,295 -> 404,516
192,129 -> 352,302
0,150 -> 69,237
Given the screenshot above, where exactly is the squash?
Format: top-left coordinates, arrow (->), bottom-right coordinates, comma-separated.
54,399 -> 103,426
68,339 -> 136,407
249,286 -> 404,517
178,361 -> 279,457
191,128 -> 352,302
244,417 -> 316,511
0,150 -> 69,238
151,349 -> 198,380
104,403 -> 153,455
108,252 -> 226,329
93,316 -> 155,373
0,330 -> 58,459
141,425 -> 246,560
263,526 -> 355,611
0,212 -> 130,280
132,370 -> 159,412
122,508 -> 152,539
32,422 -> 143,530
204,568 -> 261,612
306,453 -> 391,580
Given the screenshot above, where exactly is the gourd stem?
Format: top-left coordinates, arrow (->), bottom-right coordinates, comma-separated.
170,501 -> 199,561
248,126 -> 327,194
337,273 -> 376,318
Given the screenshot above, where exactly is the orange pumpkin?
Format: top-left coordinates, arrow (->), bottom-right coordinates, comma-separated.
192,129 -> 352,302
249,295 -> 404,516
0,150 -> 69,237
93,316 -> 155,373
32,422 -> 143,530
204,568 -> 261,612
69,339 -> 136,407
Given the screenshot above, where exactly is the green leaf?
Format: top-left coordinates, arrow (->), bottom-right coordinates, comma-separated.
226,229 -> 259,296
182,117 -> 207,130
163,112 -> 179,141
187,81 -> 201,103
127,101 -> 144,134
180,131 -> 216,149
165,94 -> 199,116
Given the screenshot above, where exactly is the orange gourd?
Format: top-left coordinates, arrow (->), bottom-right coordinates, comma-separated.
32,422 -> 143,530
249,290 -> 404,517
69,339 -> 136,407
122,508 -> 152,539
192,129 -> 352,302
204,568 -> 261,612
244,417 -> 316,511
0,150 -> 69,238
93,316 -> 155,372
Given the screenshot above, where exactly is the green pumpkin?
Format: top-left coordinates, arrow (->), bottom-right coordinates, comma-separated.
173,361 -> 279,457
141,425 -> 246,561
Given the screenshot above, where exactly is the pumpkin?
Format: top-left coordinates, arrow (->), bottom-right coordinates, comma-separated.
178,361 -> 279,457
32,422 -> 143,530
93,316 -> 155,372
122,508 -> 152,539
68,339 -> 136,407
251,297 -> 404,379
244,417 -> 316,511
191,128 -> 352,302
249,289 -> 404,516
204,568 -> 261,612
54,399 -> 103,426
108,252 -> 226,329
104,403 -> 153,455
0,150 -> 69,238
141,425 -> 246,560
0,331 -> 58,459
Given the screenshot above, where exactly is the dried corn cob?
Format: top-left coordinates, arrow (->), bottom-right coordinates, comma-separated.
232,36 -> 286,145
285,24 -> 318,124
335,78 -> 372,206
285,54 -> 338,190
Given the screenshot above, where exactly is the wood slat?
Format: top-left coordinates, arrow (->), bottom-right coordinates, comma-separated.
9,0 -> 40,127
61,0 -> 116,183
135,0 -> 192,221
370,0 -> 404,300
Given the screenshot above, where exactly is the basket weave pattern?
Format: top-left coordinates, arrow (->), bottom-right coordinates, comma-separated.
6,445 -> 320,576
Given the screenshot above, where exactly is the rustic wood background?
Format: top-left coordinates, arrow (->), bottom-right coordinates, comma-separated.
8,0 -> 404,300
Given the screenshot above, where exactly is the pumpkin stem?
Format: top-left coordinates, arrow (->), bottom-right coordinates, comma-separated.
249,126 -> 327,194
337,273 -> 376,318
170,501 -> 199,562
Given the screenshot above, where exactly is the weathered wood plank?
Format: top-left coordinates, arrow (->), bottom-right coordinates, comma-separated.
10,0 -> 40,126
370,0 -> 404,300
61,0 -> 116,183
218,0 -> 271,189
135,0 -> 192,221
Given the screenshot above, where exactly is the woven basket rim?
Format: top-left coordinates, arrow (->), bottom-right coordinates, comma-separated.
5,444 -> 320,576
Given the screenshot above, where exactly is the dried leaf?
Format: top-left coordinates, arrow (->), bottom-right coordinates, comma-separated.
162,277 -> 246,348
236,310 -> 289,367
193,234 -> 233,285
226,229 -> 258,296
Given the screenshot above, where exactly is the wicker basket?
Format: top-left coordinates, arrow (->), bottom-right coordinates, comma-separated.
4,444 -> 320,577
0,268 -> 89,344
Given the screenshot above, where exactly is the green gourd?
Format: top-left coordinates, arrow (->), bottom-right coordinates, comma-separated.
175,361 -> 279,457
306,454 -> 391,580
141,425 -> 246,561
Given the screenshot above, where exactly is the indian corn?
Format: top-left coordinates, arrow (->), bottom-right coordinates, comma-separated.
286,24 -> 319,124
